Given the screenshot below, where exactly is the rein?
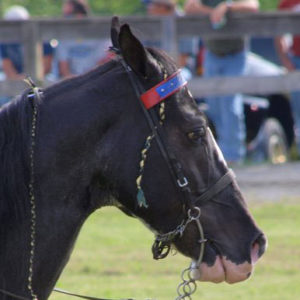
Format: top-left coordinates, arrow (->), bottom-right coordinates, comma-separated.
0,288 -> 134,300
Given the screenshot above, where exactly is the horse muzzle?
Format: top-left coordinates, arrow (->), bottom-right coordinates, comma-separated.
191,233 -> 267,284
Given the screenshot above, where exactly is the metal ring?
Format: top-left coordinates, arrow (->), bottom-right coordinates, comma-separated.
183,281 -> 197,295
187,206 -> 201,220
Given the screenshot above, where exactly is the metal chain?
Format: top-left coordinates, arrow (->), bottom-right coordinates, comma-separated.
152,220 -> 186,260
26,79 -> 40,300
155,220 -> 186,243
175,207 -> 206,300
176,266 -> 197,300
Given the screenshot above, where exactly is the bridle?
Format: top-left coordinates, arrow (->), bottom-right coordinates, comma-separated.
116,51 -> 236,298
0,52 -> 235,300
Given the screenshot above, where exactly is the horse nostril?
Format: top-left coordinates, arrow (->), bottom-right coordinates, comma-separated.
253,233 -> 267,258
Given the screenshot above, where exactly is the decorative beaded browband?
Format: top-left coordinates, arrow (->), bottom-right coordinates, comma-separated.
136,68 -> 187,208
140,69 -> 187,109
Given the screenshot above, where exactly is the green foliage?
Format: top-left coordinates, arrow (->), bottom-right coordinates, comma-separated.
0,0 -> 281,17
0,0 -> 62,17
259,0 -> 280,11
0,0 -> 145,17
89,0 -> 145,16
53,201 -> 300,300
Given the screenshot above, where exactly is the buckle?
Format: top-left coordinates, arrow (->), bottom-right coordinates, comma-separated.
177,177 -> 188,188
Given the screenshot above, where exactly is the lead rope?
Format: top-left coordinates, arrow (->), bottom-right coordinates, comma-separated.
24,77 -> 40,300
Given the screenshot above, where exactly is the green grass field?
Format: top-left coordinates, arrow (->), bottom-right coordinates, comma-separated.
51,200 -> 300,300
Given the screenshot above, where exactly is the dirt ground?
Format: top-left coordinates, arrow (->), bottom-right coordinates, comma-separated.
233,161 -> 300,202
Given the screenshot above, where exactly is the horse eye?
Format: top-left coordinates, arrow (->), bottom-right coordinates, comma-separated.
187,127 -> 206,142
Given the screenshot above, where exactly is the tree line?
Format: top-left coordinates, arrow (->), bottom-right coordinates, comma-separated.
0,0 -> 280,17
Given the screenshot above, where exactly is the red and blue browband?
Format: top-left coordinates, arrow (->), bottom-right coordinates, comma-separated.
140,70 -> 187,109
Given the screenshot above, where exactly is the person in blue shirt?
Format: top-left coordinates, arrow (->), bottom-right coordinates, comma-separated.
56,0 -> 111,78
142,0 -> 199,80
0,6 -> 54,106
185,0 -> 259,164
0,5 -> 54,80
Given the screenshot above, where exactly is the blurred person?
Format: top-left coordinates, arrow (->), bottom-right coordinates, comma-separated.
0,5 -> 54,106
0,5 -> 54,80
146,0 -> 181,15
56,0 -> 111,78
1,5 -> 30,80
275,0 -> 300,157
63,0 -> 90,17
143,0 -> 198,80
185,0 -> 259,163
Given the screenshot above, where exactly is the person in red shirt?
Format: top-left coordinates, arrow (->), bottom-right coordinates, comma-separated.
276,0 -> 300,157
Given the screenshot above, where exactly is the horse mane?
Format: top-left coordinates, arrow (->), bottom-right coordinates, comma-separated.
44,58 -> 119,100
0,51 -> 172,223
0,59 -> 120,223
0,91 -> 33,222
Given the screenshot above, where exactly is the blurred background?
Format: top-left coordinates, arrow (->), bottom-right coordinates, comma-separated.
0,0 -> 280,16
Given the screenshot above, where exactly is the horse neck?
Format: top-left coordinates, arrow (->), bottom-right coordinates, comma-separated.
0,98 -> 32,296
0,201 -> 87,300
28,62 -> 131,298
0,61 -> 136,299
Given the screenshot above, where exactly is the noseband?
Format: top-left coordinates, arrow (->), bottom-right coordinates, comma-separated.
116,52 -> 235,289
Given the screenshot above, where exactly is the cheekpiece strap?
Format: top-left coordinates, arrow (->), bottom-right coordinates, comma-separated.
140,70 -> 187,109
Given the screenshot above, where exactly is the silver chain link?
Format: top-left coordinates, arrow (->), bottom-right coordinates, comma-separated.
176,266 -> 197,300
27,82 -> 40,300
175,207 -> 206,300
155,220 -> 186,243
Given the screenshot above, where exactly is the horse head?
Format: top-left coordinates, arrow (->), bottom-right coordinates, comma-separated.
109,17 -> 267,284
0,17 -> 267,300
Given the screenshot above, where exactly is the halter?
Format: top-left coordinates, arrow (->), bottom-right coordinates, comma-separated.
117,53 -> 236,299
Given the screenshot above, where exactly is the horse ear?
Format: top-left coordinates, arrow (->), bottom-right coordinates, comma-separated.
118,23 -> 153,78
111,16 -> 121,50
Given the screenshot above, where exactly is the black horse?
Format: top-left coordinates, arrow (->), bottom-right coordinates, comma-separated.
0,18 -> 266,300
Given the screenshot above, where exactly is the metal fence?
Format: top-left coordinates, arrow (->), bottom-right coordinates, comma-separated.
1,12 -> 300,97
